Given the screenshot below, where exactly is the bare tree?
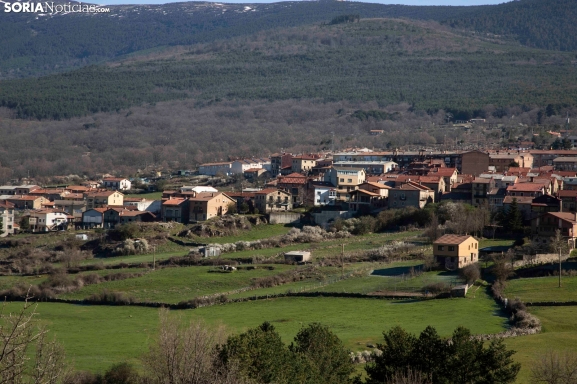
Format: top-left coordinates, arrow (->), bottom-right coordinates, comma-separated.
142,309 -> 246,384
531,350 -> 577,384
0,297 -> 67,384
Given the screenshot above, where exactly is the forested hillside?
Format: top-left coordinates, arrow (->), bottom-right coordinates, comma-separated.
0,1 -> 478,78
1,19 -> 575,120
1,0 -> 576,79
444,0 -> 577,52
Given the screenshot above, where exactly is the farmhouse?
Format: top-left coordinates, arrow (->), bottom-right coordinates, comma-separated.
433,234 -> 479,270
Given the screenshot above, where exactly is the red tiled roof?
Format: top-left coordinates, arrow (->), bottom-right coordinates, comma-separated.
507,183 -> 544,192
163,198 -> 187,206
86,191 -> 117,197
558,190 -> 577,197
428,168 -> 457,177
433,234 -> 475,245
396,181 -> 432,191
360,182 -> 391,189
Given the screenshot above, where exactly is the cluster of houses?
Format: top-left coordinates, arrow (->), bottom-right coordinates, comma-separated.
197,148 -> 577,248
3,147 -> 577,250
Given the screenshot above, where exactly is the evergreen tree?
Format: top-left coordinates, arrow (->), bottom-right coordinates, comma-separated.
365,325 -> 520,384
506,198 -> 523,234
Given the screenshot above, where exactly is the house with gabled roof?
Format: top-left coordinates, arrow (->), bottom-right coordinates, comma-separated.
102,177 -> 131,191
162,198 -> 188,223
532,212 -> 577,249
189,192 -> 236,222
433,234 -> 479,270
28,209 -> 72,232
3,195 -> 49,210
388,182 -> 434,209
278,173 -> 309,205
85,190 -> 124,209
506,183 -> 545,198
254,189 -> 292,213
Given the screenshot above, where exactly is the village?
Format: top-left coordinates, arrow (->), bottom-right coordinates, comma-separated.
2,144 -> 577,252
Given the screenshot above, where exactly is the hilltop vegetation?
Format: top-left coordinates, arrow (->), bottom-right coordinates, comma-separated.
444,0 -> 577,52
0,1 -> 478,78
1,19 -> 576,121
2,0 -> 576,79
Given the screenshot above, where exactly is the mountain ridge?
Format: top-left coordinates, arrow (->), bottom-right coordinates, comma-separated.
3,0 -> 574,79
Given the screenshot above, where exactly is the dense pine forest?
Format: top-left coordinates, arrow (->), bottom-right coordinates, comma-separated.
443,0 -> 577,52
1,0 -> 576,79
1,19 -> 576,120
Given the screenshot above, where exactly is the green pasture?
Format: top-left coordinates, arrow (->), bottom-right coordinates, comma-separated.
504,276 -> 577,303
59,265 -> 296,303
4,288 -> 507,373
125,192 -> 163,199
505,306 -> 577,383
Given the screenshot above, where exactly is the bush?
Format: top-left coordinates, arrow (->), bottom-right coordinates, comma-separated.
423,282 -> 451,295
459,263 -> 480,285
103,362 -> 140,384
353,216 -> 377,235
87,290 -> 135,304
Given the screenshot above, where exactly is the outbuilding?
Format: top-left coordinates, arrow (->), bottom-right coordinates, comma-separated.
284,251 -> 311,263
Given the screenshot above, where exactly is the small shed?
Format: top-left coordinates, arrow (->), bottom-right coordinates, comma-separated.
199,245 -> 221,258
284,251 -> 311,263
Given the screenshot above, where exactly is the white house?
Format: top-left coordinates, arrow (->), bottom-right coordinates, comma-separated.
28,209 -> 70,232
102,178 -> 131,191
198,161 -> 234,176
231,158 -> 271,174
180,186 -> 218,193
0,201 -> 15,237
123,198 -> 162,213
309,181 -> 336,206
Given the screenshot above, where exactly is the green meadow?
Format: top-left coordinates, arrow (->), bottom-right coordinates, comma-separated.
504,276 -> 577,303
59,265 -> 296,303
6,288 -> 507,373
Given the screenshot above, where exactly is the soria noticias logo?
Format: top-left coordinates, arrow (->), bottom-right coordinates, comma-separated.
2,1 -> 110,13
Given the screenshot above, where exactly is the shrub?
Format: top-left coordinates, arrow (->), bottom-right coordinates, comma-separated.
459,263 -> 480,285
423,282 -> 451,295
87,290 -> 135,304
352,216 -> 377,235
103,362 -> 140,384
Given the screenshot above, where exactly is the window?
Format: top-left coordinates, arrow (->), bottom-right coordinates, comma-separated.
448,246 -> 455,251
438,245 -> 444,251
340,178 -> 344,182
475,243 -> 478,249
347,179 -> 352,183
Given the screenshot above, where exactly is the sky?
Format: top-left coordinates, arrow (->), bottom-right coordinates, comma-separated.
99,0 -> 512,6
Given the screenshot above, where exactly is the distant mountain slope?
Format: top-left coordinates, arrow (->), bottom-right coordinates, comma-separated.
443,0 -> 577,52
0,0 -> 479,78
1,18 -> 575,120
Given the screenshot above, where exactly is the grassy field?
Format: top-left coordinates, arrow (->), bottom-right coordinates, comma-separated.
504,276 -> 577,303
125,192 -> 163,199
4,288 -> 507,373
505,306 -> 577,383
59,264 -> 296,303
479,238 -> 515,249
